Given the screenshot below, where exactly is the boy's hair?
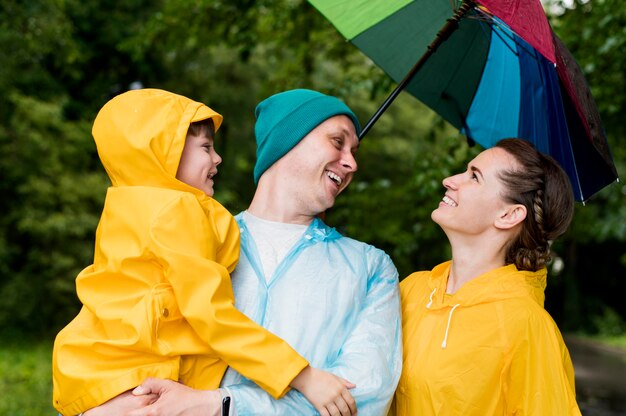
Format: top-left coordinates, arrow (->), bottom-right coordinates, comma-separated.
188,118 -> 215,138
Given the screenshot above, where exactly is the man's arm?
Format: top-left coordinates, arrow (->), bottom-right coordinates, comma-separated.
324,253 -> 402,414
226,252 -> 402,416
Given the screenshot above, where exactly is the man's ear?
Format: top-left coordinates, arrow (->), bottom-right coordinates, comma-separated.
495,204 -> 527,230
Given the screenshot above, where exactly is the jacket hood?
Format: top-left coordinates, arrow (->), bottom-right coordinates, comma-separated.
92,88 -> 223,190
425,261 -> 547,310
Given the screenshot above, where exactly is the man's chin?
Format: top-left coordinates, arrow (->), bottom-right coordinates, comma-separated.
315,199 -> 337,216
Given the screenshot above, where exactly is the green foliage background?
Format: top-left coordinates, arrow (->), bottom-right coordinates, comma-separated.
0,0 -> 624,342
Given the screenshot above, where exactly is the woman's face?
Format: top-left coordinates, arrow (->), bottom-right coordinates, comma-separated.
431,147 -> 519,236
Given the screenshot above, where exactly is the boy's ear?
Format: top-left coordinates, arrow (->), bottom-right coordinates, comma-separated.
495,204 -> 527,230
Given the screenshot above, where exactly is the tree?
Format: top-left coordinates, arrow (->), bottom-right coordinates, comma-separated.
0,0 -> 624,336
544,0 -> 626,332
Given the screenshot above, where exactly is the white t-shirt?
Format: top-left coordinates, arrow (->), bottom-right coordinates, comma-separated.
241,211 -> 308,282
222,211 -> 309,414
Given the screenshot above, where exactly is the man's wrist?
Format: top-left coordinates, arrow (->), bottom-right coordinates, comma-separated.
219,388 -> 234,416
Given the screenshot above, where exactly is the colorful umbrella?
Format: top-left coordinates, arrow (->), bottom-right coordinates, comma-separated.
308,0 -> 619,202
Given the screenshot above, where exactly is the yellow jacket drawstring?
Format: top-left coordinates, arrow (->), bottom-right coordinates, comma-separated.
425,287 -> 459,349
441,304 -> 460,349
426,287 -> 437,308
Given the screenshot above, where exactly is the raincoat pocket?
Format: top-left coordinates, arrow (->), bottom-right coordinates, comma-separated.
150,283 -> 186,354
149,282 -> 210,356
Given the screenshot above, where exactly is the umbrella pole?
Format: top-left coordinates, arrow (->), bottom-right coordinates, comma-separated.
359,0 -> 475,140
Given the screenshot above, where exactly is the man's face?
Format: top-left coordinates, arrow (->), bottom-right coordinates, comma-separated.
268,115 -> 359,215
176,131 -> 221,196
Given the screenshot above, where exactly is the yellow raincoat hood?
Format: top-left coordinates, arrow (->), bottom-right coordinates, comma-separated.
394,261 -> 580,415
93,88 -> 223,191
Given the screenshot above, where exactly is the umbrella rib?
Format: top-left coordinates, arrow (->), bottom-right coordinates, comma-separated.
484,23 -> 518,58
473,8 -> 543,64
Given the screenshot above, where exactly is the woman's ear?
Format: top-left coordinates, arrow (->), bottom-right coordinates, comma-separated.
495,204 -> 527,230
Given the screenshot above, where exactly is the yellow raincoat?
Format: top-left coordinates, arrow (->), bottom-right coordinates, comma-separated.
392,261 -> 581,416
52,89 -> 308,415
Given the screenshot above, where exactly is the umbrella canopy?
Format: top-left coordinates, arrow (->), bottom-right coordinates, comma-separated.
309,0 -> 618,202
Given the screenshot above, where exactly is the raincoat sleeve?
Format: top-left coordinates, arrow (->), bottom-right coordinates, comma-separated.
225,251 -> 402,416
151,195 -> 308,399
505,312 -> 581,415
212,199 -> 240,274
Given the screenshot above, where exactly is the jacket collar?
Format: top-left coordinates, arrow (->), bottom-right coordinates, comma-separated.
236,213 -> 342,243
426,261 -> 547,310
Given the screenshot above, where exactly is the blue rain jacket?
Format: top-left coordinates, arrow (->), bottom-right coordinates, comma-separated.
221,214 -> 402,415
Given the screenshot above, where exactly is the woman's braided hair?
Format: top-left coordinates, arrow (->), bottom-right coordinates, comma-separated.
495,139 -> 575,271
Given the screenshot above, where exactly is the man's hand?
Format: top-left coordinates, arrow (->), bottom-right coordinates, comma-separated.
290,366 -> 357,416
127,378 -> 222,416
82,390 -> 158,416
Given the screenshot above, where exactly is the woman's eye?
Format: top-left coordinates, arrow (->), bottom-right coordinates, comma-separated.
471,172 -> 478,181
333,137 -> 343,147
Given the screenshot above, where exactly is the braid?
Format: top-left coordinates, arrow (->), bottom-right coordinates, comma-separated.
495,139 -> 574,272
506,185 -> 550,271
532,186 -> 552,268
533,188 -> 545,237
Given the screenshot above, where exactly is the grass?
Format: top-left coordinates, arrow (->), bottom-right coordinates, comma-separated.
0,336 -> 54,416
586,334 -> 626,350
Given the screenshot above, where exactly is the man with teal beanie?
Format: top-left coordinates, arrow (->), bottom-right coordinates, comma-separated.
218,88 -> 401,416
92,89 -> 401,416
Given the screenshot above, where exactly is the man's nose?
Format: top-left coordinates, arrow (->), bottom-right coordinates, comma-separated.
342,151 -> 357,172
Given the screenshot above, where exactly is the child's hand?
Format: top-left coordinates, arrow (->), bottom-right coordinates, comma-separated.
290,366 -> 357,416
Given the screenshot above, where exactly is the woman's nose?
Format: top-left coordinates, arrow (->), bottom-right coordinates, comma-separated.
442,174 -> 459,190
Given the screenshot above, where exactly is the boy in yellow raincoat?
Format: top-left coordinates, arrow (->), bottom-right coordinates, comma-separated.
52,89 -> 356,416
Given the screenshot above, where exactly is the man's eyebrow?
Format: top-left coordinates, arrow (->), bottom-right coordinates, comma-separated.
334,127 -> 350,137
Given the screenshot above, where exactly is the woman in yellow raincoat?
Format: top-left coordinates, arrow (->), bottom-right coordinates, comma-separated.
52,89 -> 355,416
392,139 -> 582,415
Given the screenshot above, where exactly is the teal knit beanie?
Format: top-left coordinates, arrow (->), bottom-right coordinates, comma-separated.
253,89 -> 361,184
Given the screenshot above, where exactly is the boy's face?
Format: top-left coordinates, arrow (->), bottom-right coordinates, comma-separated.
176,130 -> 221,196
